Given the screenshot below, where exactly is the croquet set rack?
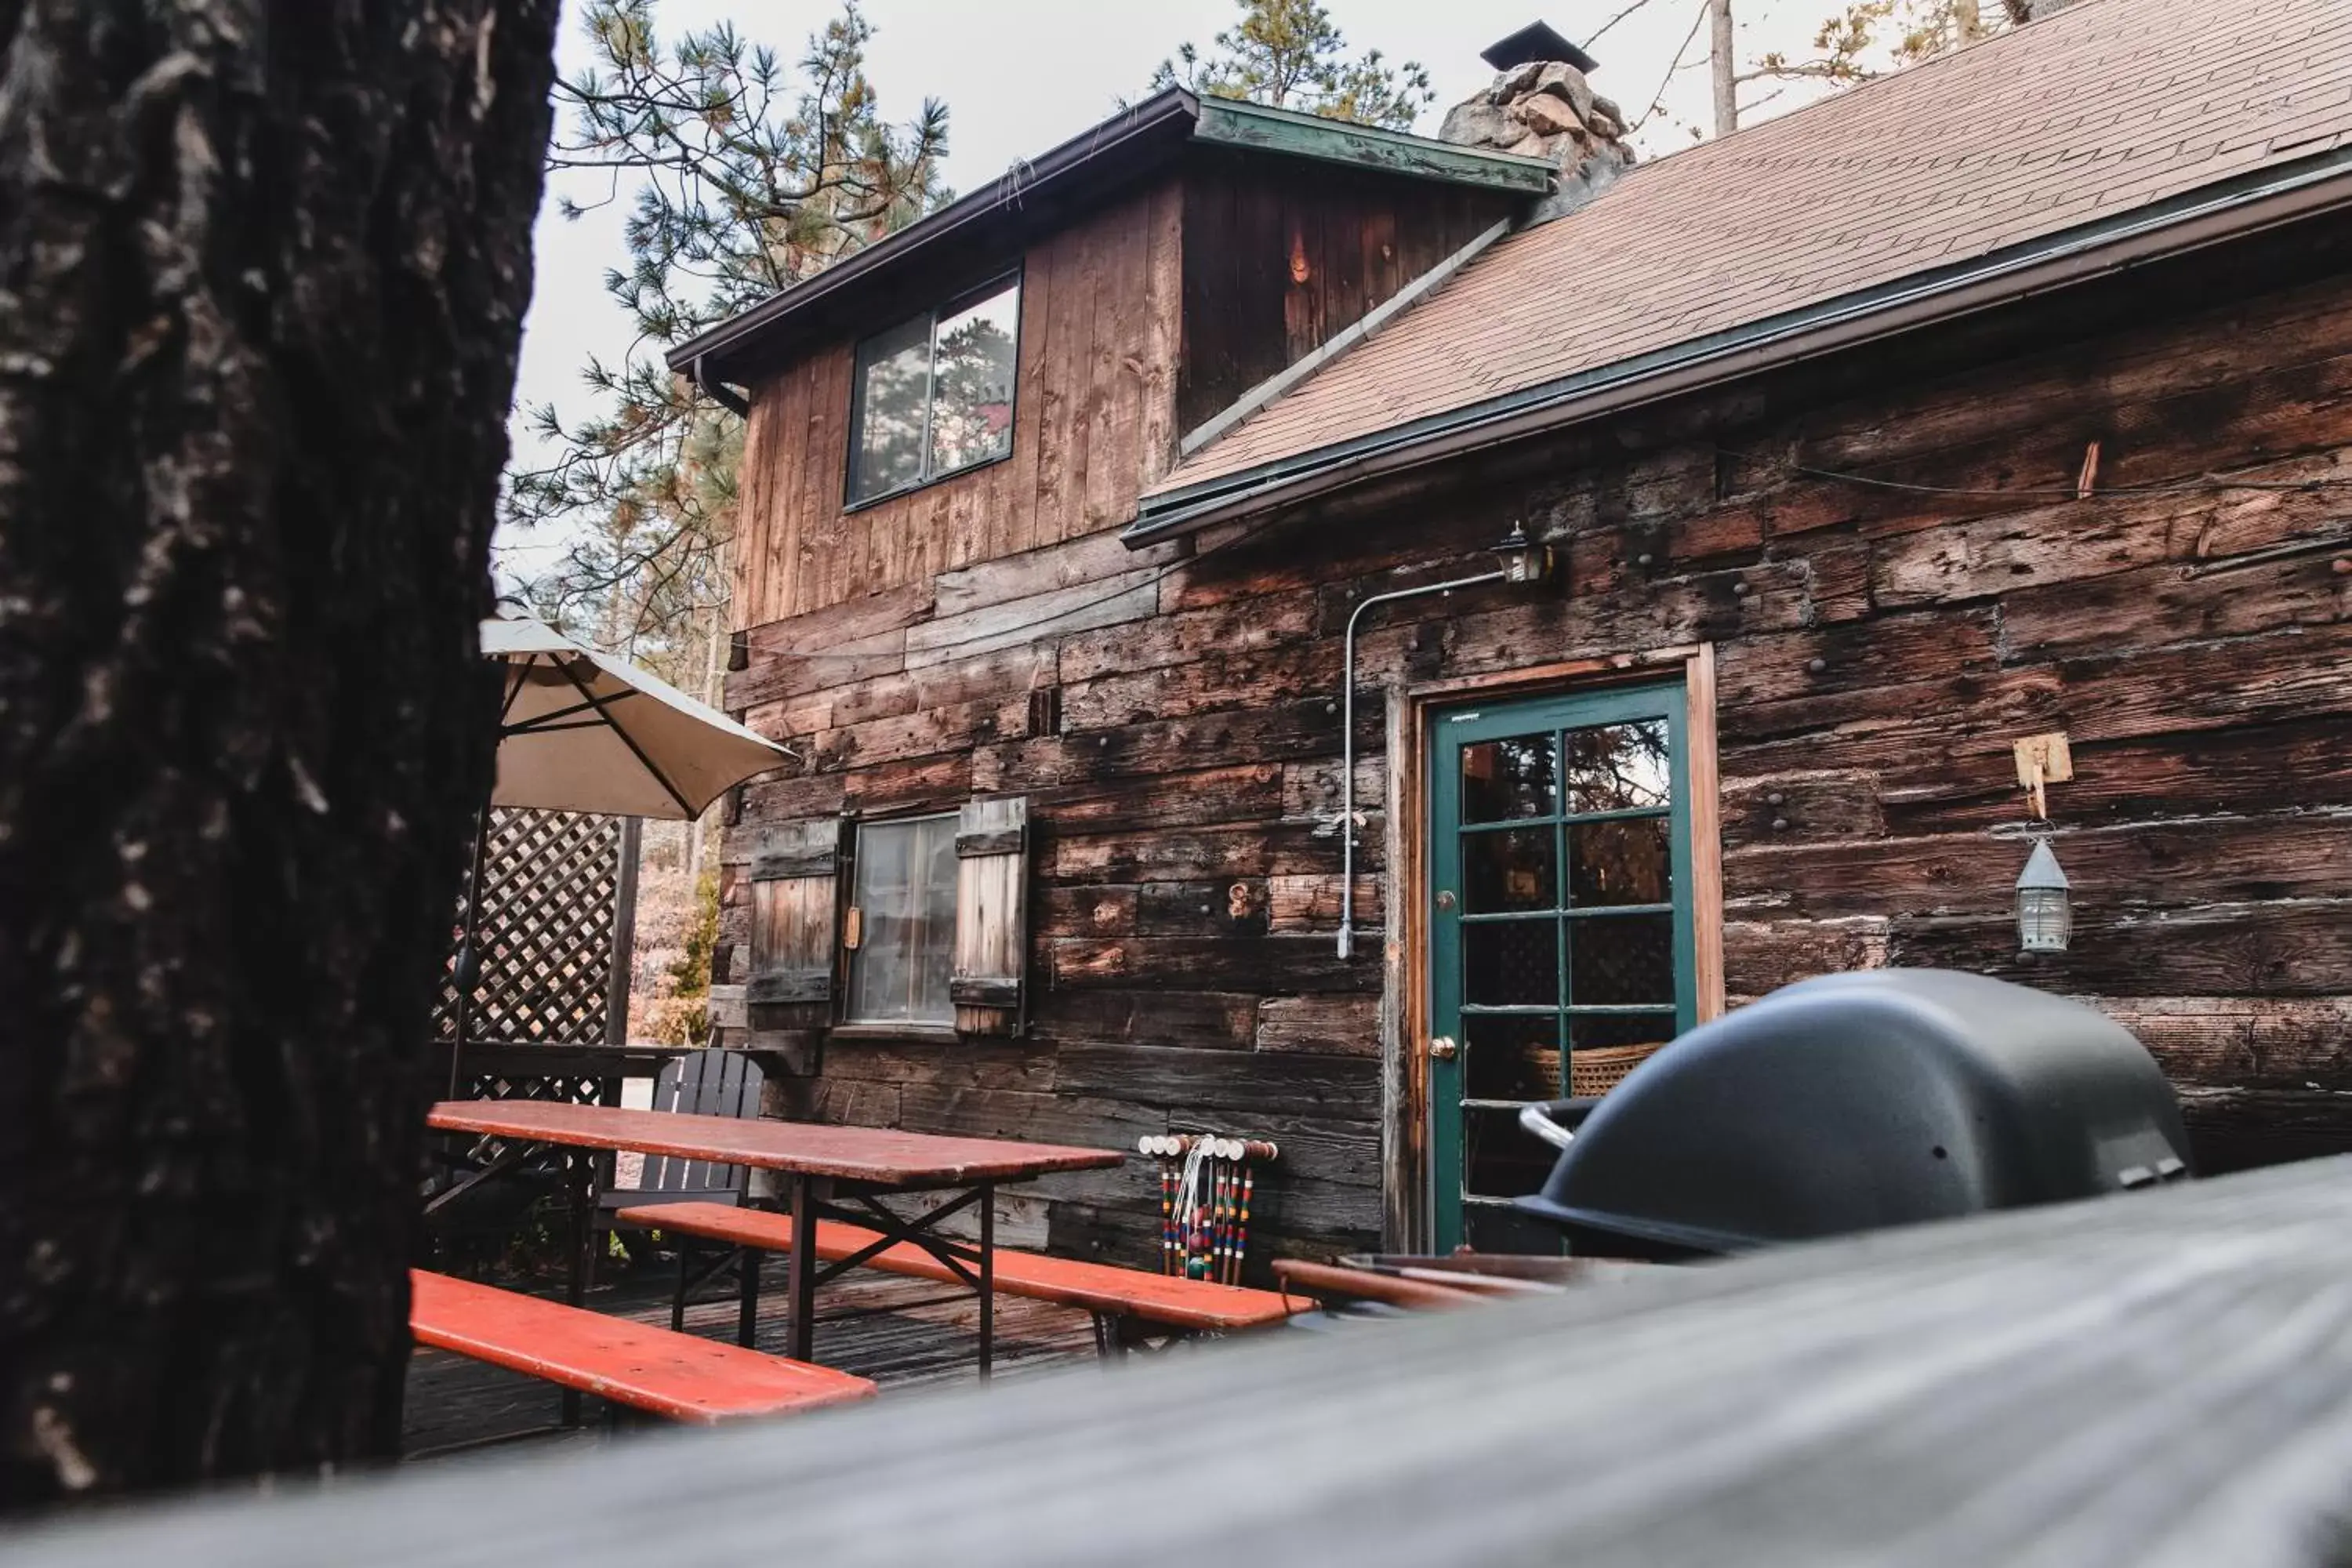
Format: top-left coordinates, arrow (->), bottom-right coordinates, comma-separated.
1138,1133 -> 1276,1286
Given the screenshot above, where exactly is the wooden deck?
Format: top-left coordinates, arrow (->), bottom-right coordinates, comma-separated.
402,1258 -> 1099,1457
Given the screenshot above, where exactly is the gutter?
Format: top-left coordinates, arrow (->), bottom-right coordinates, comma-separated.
1123,143 -> 2352,546
692,354 -> 750,418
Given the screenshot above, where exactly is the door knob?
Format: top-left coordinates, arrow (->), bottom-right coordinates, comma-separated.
1428,1036 -> 1459,1061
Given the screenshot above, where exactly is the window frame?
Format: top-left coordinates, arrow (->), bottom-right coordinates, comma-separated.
837,808 -> 964,1033
842,268 -> 1025,512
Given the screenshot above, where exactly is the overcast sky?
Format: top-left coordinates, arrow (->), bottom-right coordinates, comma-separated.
500,0 -> 1850,575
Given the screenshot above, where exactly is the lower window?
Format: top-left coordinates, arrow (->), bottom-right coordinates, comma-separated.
846,812 -> 959,1025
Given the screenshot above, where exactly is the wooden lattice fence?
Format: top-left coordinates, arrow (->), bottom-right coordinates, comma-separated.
436,808 -> 641,1102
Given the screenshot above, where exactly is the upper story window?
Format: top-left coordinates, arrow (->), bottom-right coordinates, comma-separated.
848,274 -> 1021,506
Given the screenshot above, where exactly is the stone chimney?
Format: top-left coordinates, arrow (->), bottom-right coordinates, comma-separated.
1441,22 -> 1635,221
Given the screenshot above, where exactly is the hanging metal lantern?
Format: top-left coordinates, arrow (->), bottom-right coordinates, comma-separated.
1488,521 -> 1554,586
2016,837 -> 2072,953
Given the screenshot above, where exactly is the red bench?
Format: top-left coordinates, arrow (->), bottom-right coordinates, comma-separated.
615,1201 -> 1302,1355
409,1269 -> 877,1425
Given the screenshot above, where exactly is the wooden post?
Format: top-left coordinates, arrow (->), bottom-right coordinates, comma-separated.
1710,0 -> 1738,138
606,815 -> 643,1047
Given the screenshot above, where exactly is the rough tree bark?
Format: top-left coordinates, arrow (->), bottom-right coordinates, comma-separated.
0,0 -> 559,1504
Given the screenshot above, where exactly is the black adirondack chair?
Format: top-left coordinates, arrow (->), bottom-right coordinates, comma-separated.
596,1048 -> 765,1272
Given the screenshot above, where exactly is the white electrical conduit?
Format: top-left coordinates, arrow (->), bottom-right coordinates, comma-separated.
1337,568 -> 1508,960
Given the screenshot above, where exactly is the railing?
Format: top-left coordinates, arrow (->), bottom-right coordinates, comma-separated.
13,1154 -> 2352,1564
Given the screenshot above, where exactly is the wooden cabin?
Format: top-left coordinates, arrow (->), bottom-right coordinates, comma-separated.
674,0 -> 2352,1267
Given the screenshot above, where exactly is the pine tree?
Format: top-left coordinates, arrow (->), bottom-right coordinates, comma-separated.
506,1 -> 949,676
1151,0 -> 1435,132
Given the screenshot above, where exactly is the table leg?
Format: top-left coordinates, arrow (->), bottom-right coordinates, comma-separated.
672,1236 -> 693,1334
736,1246 -> 760,1349
978,1181 -> 995,1382
562,1150 -> 591,1428
786,1173 -> 817,1364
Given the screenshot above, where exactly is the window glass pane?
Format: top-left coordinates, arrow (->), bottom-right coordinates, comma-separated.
1464,918 -> 1558,1007
1562,720 -> 1671,814
1465,1013 -> 1563,1104
1461,735 -> 1557,823
1566,913 -> 1675,1007
927,280 -> 1019,477
848,815 -> 958,1024
1464,827 -> 1557,914
849,313 -> 931,503
1566,817 -> 1671,907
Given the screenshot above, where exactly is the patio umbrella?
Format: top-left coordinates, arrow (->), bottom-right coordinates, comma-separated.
447,609 -> 793,1092
481,608 -> 789,820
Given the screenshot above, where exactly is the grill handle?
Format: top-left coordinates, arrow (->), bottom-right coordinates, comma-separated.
1519,1097 -> 1603,1151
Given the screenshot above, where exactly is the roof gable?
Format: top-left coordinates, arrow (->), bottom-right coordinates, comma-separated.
666,91 -> 1549,385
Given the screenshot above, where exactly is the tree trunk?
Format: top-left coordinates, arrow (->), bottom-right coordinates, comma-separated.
1708,0 -> 1738,138
0,0 -> 559,1506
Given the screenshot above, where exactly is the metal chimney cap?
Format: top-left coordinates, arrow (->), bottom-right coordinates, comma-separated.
1480,21 -> 1599,76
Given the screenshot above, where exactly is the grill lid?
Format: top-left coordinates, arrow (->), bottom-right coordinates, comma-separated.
1512,970 -> 2191,1257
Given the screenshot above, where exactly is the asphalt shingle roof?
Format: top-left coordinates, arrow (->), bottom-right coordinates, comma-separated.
1151,0 -> 2352,496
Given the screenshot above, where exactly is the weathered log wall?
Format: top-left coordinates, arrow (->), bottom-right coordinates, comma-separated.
723,215 -> 2352,1269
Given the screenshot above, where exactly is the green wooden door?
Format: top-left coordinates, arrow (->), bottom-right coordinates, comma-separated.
1428,683 -> 1699,1254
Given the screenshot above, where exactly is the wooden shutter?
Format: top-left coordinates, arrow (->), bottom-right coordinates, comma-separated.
950,797 -> 1029,1036
746,816 -> 842,1033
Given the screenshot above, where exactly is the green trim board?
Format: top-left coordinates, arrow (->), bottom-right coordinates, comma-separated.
1425,681 -> 1699,1254
1192,97 -> 1556,195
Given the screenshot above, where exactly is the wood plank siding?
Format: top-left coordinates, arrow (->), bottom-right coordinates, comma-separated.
731,180 -> 1186,626
722,189 -> 2352,1268
1174,150 -> 1520,440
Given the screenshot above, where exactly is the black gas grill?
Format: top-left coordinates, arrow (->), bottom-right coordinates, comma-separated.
1511,970 -> 2193,1259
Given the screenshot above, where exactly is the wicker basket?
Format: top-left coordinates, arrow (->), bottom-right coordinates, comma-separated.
1570,1041 -> 1665,1098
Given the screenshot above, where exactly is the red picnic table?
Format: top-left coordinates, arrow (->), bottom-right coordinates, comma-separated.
426,1100 -> 1126,1376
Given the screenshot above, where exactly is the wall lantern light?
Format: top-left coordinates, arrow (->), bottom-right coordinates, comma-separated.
1488,521 -> 1555,586
2016,837 -> 2072,953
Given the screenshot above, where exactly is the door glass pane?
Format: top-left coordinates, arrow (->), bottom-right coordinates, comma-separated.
1461,735 -> 1557,823
848,814 -> 958,1024
1464,1106 -> 1559,1200
1464,918 -> 1559,1007
1465,1013 -> 1564,1103
1566,913 -> 1676,1007
1567,817 -> 1671,907
927,279 -> 1019,477
1464,828 -> 1558,913
1465,1204 -> 1563,1254
1568,1011 -> 1678,1053
1568,1011 -> 1675,1096
1562,720 -> 1671,813
849,313 -> 932,503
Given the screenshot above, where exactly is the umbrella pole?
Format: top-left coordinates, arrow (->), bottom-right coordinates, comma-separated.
445,803 -> 492,1100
